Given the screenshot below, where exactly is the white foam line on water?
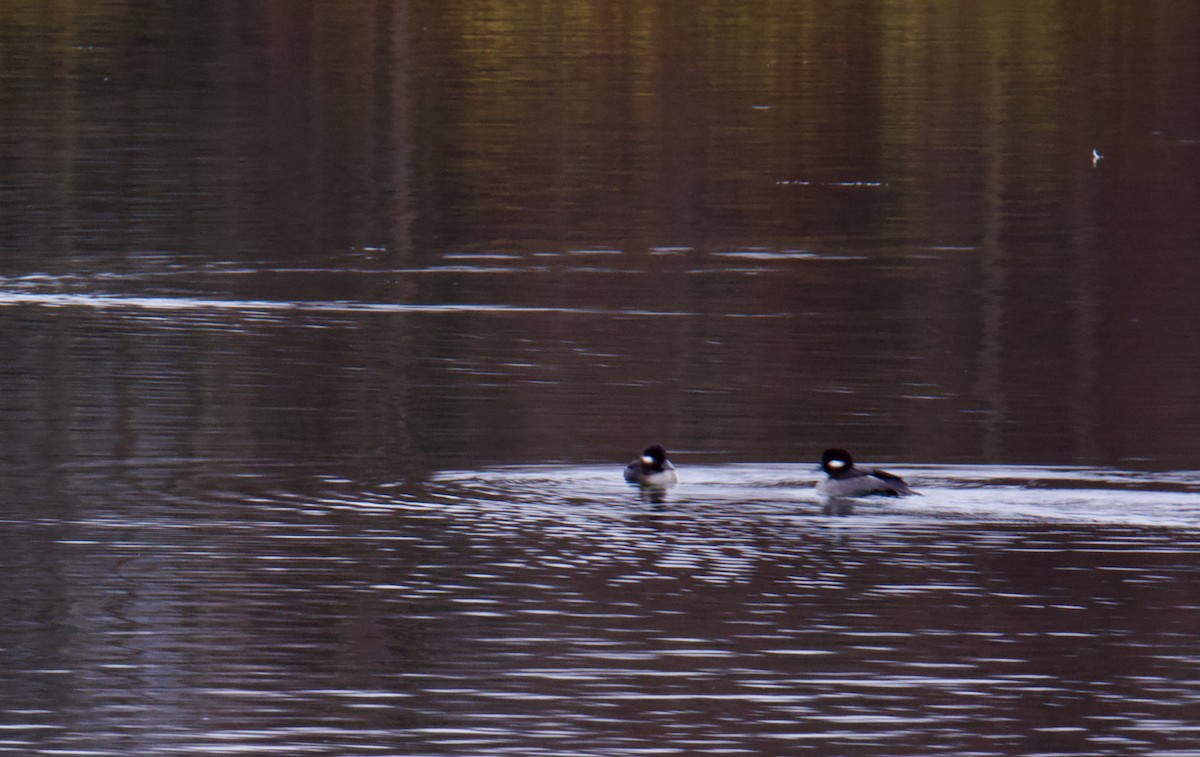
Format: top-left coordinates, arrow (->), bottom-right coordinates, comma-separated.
0,291 -> 706,318
711,250 -> 820,260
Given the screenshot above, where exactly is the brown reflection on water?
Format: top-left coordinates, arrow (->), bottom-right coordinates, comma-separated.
4,5 -> 1200,754
1,1 -> 1200,472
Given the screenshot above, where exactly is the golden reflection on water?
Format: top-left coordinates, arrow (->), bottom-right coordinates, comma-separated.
3,1 -> 1199,470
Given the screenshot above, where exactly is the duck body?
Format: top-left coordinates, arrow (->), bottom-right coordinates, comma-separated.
816,448 -> 914,497
624,444 -> 679,487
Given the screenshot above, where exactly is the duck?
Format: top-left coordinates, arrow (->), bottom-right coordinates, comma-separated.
817,448 -> 915,497
623,444 -> 679,487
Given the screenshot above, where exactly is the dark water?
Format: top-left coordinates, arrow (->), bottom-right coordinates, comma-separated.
3,2 -> 1200,755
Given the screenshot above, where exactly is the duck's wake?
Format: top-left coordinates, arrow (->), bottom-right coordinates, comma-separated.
429,463 -> 1200,530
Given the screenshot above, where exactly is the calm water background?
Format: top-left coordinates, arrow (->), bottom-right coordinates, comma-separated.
3,2 -> 1200,755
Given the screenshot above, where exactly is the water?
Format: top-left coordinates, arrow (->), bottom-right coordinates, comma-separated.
5,463 -> 1200,754
3,2 -> 1200,755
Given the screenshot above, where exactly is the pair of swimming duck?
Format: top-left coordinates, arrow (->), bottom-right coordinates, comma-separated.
624,445 -> 916,497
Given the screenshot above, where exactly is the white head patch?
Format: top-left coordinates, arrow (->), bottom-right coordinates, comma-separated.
641,455 -> 655,464
826,459 -> 847,469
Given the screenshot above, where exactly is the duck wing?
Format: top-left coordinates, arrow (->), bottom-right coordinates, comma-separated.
867,468 -> 915,496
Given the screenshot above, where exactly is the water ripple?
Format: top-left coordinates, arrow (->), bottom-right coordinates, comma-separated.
7,462 -> 1200,756
429,462 -> 1200,530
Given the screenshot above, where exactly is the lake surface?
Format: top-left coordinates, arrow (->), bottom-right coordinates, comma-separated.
2,2 -> 1200,755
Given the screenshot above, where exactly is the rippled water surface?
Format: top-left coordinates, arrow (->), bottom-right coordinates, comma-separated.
3,1 -> 1200,755
6,463 -> 1200,755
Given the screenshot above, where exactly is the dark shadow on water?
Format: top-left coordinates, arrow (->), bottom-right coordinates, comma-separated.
822,498 -> 856,517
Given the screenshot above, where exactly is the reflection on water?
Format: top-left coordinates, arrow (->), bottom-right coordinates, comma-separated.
3,1 -> 1200,755
4,463 -> 1200,755
2,0 -> 1200,467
